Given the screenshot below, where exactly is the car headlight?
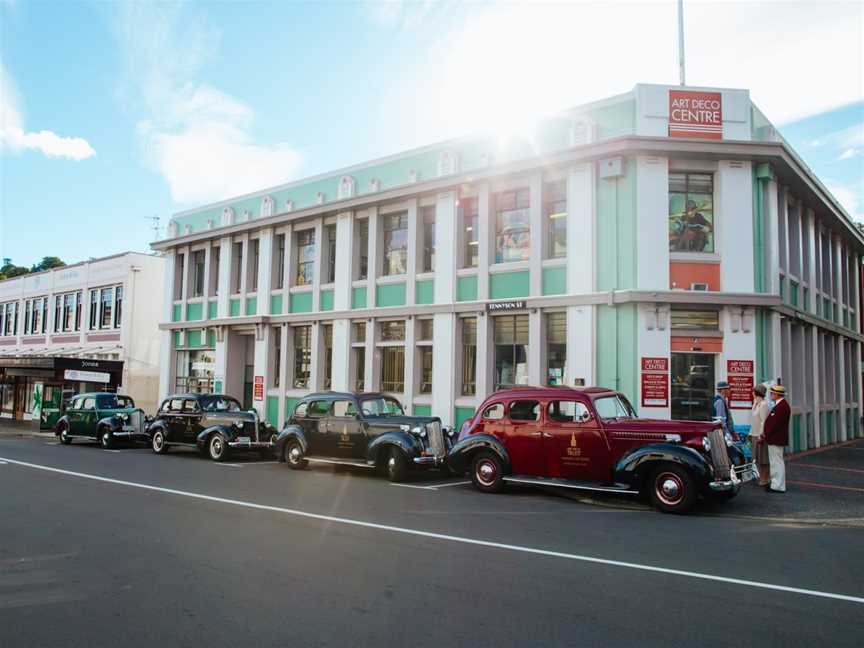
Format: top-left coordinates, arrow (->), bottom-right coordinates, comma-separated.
702,436 -> 712,452
412,426 -> 426,438
118,413 -> 129,421
443,426 -> 455,438
400,424 -> 411,432
235,420 -> 244,428
724,431 -> 734,446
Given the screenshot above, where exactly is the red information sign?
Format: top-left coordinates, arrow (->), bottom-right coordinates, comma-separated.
641,372 -> 669,408
253,375 -> 264,402
669,90 -> 723,140
727,360 -> 754,375
641,357 -> 669,372
726,360 -> 754,409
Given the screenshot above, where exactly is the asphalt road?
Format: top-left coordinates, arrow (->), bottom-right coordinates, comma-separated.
1,437 -> 862,647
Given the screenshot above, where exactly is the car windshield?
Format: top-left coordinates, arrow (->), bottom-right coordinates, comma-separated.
199,396 -> 243,412
593,394 -> 636,420
359,397 -> 404,417
95,395 -> 134,409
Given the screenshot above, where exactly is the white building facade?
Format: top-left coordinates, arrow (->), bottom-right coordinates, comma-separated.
0,252 -> 165,424
153,84 -> 863,453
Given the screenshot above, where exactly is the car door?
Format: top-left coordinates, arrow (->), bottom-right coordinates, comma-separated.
296,400 -> 331,456
79,397 -> 97,438
501,399 -> 546,476
66,397 -> 82,434
329,399 -> 363,459
543,399 -> 611,482
182,398 -> 203,443
165,398 -> 186,442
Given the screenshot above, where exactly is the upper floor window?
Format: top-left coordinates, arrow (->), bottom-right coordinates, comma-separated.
382,212 -> 408,276
232,242 -> 243,293
325,224 -> 337,284
357,219 -> 369,280
669,173 -> 714,253
546,312 -> 567,385
54,291 -> 80,333
378,320 -> 406,393
670,308 -> 719,330
459,197 -> 479,268
248,239 -> 260,291
0,301 -> 18,337
274,234 -> 286,290
544,180 -> 567,259
494,188 -> 530,263
461,317 -> 477,396
293,325 -> 312,388
174,253 -> 185,300
296,229 -> 315,286
192,250 -> 205,297
100,287 -> 114,328
210,245 -> 221,296
421,205 -> 436,273
24,297 -> 47,335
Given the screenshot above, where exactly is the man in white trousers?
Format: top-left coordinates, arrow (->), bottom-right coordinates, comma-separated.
761,384 -> 789,493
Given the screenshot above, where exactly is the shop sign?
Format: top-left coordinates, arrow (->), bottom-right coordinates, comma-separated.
727,360 -> 754,409
640,357 -> 669,408
486,300 -> 526,313
669,90 -> 723,140
64,369 -> 111,383
253,375 -> 264,401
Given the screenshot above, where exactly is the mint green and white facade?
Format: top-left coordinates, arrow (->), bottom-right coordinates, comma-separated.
153,83 -> 864,452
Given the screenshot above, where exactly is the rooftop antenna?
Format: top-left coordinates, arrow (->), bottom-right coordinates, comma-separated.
677,0 -> 686,86
144,216 -> 161,241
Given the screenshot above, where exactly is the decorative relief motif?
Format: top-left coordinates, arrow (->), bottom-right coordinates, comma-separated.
222,207 -> 235,226
570,118 -> 597,146
337,175 -> 356,200
437,150 -> 459,176
408,169 -> 418,184
261,195 -> 275,218
242,210 -> 252,222
369,179 -> 380,193
316,192 -> 326,205
285,200 -> 294,212
167,220 -> 179,238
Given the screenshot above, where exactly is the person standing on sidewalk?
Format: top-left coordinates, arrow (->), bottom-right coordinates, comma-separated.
761,384 -> 790,493
749,384 -> 770,486
712,382 -> 735,438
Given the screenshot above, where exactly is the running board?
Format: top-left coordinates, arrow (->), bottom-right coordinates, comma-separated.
307,457 -> 376,469
503,476 -> 639,495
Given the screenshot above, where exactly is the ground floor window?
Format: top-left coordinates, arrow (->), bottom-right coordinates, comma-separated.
461,317 -> 477,396
671,352 -> 715,421
175,349 -> 216,393
323,324 -> 333,390
546,312 -> 566,385
293,326 -> 311,389
381,347 -> 405,393
354,347 -> 365,391
418,347 -> 433,394
494,314 -> 529,390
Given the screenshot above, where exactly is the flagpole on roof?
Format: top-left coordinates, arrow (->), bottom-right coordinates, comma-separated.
677,0 -> 686,86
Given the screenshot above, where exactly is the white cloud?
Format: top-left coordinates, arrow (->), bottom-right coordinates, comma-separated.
837,147 -> 860,161
114,2 -> 302,206
826,181 -> 864,222
0,63 -> 96,161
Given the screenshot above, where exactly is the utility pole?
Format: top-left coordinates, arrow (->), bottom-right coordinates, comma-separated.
144,216 -> 161,242
677,0 -> 686,86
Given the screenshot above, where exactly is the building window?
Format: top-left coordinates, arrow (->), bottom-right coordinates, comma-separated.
460,197 -> 479,268
174,253 -> 185,300
62,293 -> 75,331
669,173 -> 714,253
421,205 -> 436,273
493,314 -> 529,389
546,312 -> 567,385
210,245 -> 221,296
379,320 -> 406,393
354,348 -> 366,391
671,352 -> 715,421
353,321 -> 366,343
249,239 -> 260,291
461,317 -> 477,396
74,291 -> 81,331
670,309 -> 720,330
100,287 -> 114,328
293,325 -> 312,389
192,250 -> 205,297
494,187 -> 531,263
417,319 -> 433,394
89,290 -> 98,329
545,180 -> 567,258
25,297 -> 47,335
174,349 -> 215,394
54,296 -> 61,332
357,219 -> 369,280
232,242 -> 243,293
382,212 -> 408,276
1,302 -> 15,336
275,234 -> 286,289
114,286 -> 123,328
274,329 -> 282,388
296,229 -> 315,286
325,224 -> 337,284
323,324 -> 333,389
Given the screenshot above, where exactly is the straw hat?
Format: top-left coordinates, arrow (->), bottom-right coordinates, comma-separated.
770,384 -> 786,395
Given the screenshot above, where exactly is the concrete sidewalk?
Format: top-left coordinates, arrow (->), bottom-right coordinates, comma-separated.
0,419 -> 56,439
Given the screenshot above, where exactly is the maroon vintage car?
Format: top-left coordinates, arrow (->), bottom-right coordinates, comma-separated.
446,386 -> 757,513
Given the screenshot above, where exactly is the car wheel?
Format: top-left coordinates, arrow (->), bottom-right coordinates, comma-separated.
58,424 -> 72,445
151,430 -> 169,454
99,428 -> 113,450
283,439 -> 308,469
649,465 -> 696,514
209,434 -> 228,462
385,447 -> 409,483
470,450 -> 504,493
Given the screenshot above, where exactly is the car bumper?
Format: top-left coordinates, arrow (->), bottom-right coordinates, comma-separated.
413,455 -> 445,467
227,439 -> 273,450
708,462 -> 759,492
111,427 -> 151,441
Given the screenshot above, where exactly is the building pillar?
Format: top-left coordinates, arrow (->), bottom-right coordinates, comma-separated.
217,236 -> 232,317
367,207 -> 379,308
277,324 -> 288,427
406,199 -> 419,305
434,191 -> 458,304
311,219 -> 323,312
309,322 -> 322,391
566,305 -> 595,387
365,319 -> 377,391
769,311 -> 783,384
330,318 -> 351,392
476,313 -> 492,398
403,317 -> 416,407
567,163 -> 595,295
636,303 -> 672,419
805,209 -> 817,312
252,325 -> 273,420
431,312 -> 456,426
809,325 -> 822,447
477,184 -> 491,301
333,212 -> 354,311
528,308 -> 543,386
158,250 -> 177,401
765,177 -> 781,295
635,156 -> 670,291
256,227 -> 274,307
529,172 -> 544,296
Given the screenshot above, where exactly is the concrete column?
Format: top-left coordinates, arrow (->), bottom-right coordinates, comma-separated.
309,322 -> 322,391
252,325 -> 273,420
406,199 -> 419,305
277,324 -> 288,427
528,309 -> 543,386
852,251 -> 861,333
213,332 -> 228,396
367,207 -> 379,308
158,330 -> 173,402
365,319 -> 377,391
477,184 -> 491,301
805,209 -> 817,312
256,227 -> 274,303
217,236 -> 232,317
331,318 -> 351,392
180,245 -> 191,304
765,178 -> 781,295
809,325 -> 822,447
717,160 -> 754,292
567,163 -> 595,295
403,318 -> 416,405
837,334 -> 848,442
434,192 -> 458,303
202,244 -> 212,304
312,219 -> 323,312
528,172 -> 544,296
566,305 -> 595,387
431,312 -> 456,426
636,303 -> 672,419
476,313 -> 492,397
778,187 -> 789,277
769,311 -> 783,383
333,212 -> 354,311
635,156 -> 670,291
158,250 -> 176,401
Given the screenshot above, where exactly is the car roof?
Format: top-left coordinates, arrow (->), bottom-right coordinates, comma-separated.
163,393 -> 234,401
302,391 -> 394,401
482,386 -> 618,401
75,392 -> 128,398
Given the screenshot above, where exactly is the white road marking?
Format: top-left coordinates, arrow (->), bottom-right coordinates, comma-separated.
44,442 -> 60,446
0,460 -> 7,465
103,450 -> 122,453
214,463 -> 244,468
1,455 -> 862,606
427,481 -> 472,489
390,483 -> 438,490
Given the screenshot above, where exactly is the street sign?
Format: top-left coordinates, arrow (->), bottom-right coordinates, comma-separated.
253,375 -> 264,401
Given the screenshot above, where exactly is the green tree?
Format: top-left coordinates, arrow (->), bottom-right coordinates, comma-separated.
0,263 -> 30,280
31,256 -> 66,272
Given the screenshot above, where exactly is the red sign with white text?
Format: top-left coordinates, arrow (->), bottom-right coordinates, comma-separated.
727,360 -> 754,409
727,360 -> 754,375
641,372 -> 669,408
641,357 -> 669,372
253,375 -> 264,401
669,90 -> 723,140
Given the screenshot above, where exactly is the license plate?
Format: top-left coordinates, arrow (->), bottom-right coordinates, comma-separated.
236,436 -> 251,444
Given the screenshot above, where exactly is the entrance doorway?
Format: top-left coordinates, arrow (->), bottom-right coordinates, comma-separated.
671,353 -> 715,421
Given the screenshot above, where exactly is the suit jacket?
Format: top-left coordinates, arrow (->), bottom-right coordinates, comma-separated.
763,398 -> 790,446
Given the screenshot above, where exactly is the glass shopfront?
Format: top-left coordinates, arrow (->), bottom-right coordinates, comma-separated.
494,314 -> 529,390
175,349 -> 216,394
670,352 -> 715,421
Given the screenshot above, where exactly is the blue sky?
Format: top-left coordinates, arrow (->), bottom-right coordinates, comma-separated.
1,0 -> 862,267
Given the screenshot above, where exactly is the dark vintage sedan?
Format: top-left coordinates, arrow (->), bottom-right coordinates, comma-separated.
146,393 -> 278,462
55,392 -> 149,448
274,391 -> 453,481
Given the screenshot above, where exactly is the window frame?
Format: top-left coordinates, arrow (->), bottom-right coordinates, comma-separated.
668,172 -> 716,255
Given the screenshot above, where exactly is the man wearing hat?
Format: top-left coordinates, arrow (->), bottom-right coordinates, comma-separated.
712,381 -> 735,437
761,385 -> 790,492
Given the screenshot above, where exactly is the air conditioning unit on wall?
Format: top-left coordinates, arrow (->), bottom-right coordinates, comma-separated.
691,283 -> 709,291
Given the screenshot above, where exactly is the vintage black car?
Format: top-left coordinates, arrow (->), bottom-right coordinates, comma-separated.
274,392 -> 453,481
147,393 -> 278,462
55,392 -> 149,448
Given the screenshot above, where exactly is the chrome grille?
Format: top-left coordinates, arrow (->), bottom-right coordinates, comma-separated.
243,421 -> 258,441
128,410 -> 144,434
707,428 -> 731,479
426,421 -> 445,458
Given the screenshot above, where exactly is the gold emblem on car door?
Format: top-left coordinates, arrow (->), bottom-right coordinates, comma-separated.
566,432 -> 582,457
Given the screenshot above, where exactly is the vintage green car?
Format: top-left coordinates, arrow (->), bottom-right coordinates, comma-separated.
55,392 -> 150,449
